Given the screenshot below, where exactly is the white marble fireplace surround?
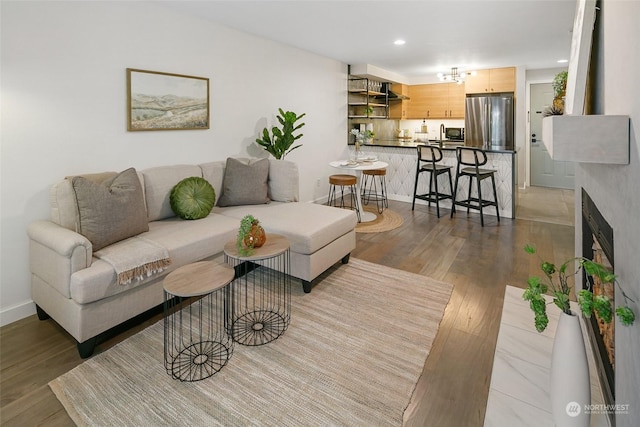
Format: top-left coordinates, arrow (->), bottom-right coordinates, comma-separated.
484,286 -> 608,427
575,2 -> 640,427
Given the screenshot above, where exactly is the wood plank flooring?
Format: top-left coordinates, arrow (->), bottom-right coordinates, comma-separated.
0,190 -> 574,427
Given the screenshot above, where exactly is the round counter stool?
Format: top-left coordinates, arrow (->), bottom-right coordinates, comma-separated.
361,168 -> 388,214
163,261 -> 235,382
328,174 -> 361,221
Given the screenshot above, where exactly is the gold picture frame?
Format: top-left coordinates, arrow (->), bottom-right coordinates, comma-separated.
127,68 -> 209,131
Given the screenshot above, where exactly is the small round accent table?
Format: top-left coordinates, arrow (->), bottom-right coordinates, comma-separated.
163,261 -> 235,382
224,234 -> 291,346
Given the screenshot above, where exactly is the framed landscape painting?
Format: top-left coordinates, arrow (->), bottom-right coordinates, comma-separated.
127,68 -> 209,131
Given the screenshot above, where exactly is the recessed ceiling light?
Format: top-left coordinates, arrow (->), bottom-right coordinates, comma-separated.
557,59 -> 569,63
394,39 -> 406,46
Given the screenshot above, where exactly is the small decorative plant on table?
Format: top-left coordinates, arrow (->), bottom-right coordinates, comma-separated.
350,129 -> 375,160
522,244 -> 635,332
237,215 -> 266,256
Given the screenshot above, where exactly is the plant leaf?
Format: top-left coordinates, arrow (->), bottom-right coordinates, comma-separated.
578,289 -> 594,318
616,306 -> 635,326
593,295 -> 612,323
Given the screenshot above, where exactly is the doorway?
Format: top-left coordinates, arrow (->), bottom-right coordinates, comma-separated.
529,83 -> 574,189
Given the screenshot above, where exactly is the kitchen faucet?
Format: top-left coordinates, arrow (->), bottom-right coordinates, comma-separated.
439,123 -> 445,142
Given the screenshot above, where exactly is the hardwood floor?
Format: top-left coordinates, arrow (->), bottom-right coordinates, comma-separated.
0,190 -> 574,427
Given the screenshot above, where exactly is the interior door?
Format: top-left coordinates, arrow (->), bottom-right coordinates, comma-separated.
530,83 -> 574,188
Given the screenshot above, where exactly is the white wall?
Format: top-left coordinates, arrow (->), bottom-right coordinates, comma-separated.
576,1 -> 640,425
0,1 -> 348,324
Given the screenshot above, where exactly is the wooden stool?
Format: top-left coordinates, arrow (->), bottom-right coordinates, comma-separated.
361,168 -> 388,214
328,174 -> 360,221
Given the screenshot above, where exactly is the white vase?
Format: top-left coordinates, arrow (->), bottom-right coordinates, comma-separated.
550,311 -> 591,427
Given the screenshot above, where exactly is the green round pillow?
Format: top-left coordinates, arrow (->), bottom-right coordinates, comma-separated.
170,177 -> 216,220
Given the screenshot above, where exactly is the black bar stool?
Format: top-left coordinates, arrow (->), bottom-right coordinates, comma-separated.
361,168 -> 388,214
450,147 -> 500,226
327,174 -> 360,222
412,145 -> 453,218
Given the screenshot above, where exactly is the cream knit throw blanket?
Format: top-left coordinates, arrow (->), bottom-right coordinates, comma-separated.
94,236 -> 171,285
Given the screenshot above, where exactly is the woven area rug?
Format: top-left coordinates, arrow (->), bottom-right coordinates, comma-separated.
50,259 -> 452,427
355,207 -> 404,233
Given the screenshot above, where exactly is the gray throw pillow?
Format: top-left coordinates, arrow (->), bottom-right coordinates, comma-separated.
217,158 -> 270,207
71,168 -> 149,251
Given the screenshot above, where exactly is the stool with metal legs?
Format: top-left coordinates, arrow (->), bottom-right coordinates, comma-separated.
450,147 -> 500,226
361,168 -> 388,214
412,145 -> 453,218
327,174 -> 360,222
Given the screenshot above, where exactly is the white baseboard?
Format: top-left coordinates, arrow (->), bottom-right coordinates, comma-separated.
0,300 -> 36,327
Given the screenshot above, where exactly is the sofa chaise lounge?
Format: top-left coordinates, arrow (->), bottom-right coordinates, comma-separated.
27,158 -> 357,357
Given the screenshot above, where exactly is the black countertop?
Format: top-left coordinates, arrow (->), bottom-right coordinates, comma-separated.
355,139 -> 516,154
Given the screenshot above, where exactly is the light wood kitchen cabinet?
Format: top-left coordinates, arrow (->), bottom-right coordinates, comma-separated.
465,67 -> 516,94
388,84 -> 409,119
448,83 -> 466,118
407,83 -> 464,119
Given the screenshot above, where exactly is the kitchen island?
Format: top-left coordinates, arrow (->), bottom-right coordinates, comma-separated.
349,140 -> 517,219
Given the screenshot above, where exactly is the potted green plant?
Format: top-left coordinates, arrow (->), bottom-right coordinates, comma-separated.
522,244 -> 635,332
551,70 -> 568,113
541,104 -> 564,117
552,71 -> 568,99
237,215 -> 266,256
364,105 -> 374,117
255,108 -> 306,159
522,244 -> 635,426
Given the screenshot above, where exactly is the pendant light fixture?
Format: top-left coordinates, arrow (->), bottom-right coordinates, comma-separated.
437,67 -> 476,84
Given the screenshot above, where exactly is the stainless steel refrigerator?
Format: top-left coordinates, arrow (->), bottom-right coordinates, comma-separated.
465,94 -> 514,150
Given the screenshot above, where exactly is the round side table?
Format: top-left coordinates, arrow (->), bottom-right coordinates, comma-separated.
224,234 -> 291,346
163,261 -> 235,382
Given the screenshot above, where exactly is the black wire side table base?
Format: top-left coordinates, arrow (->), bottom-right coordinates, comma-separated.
170,339 -> 232,382
163,261 -> 235,382
230,309 -> 289,346
224,234 -> 291,347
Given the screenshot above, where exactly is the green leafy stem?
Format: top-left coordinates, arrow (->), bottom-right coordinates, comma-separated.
522,244 -> 636,333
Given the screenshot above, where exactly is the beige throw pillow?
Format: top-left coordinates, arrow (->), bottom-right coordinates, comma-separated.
217,158 -> 270,207
71,168 -> 149,251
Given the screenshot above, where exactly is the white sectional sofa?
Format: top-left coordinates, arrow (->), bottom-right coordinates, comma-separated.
27,158 -> 357,357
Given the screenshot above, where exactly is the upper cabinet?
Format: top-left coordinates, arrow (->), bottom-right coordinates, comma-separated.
406,83 -> 465,119
348,77 -> 388,119
465,67 -> 516,94
388,84 -> 409,119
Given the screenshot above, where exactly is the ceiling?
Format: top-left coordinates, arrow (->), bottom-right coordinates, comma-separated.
164,0 -> 577,83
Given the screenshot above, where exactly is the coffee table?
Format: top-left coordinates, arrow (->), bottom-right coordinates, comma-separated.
224,234 -> 291,346
163,261 -> 235,382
